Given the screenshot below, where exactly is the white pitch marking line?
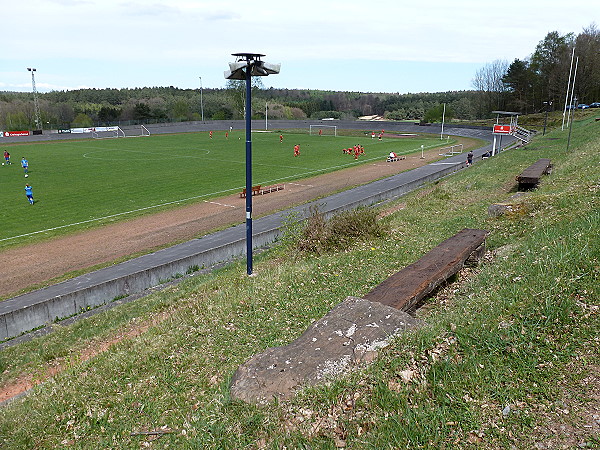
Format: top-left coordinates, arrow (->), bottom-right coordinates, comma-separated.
205,201 -> 236,208
288,183 -> 314,187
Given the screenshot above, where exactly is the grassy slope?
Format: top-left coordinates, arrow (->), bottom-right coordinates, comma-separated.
0,118 -> 598,448
0,130 -> 444,247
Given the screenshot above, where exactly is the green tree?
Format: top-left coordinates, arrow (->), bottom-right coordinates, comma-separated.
133,103 -> 152,121
71,113 -> 93,127
503,59 -> 534,113
423,104 -> 454,123
170,99 -> 191,121
226,78 -> 264,118
530,31 -> 575,108
4,112 -> 29,131
98,106 -> 121,124
574,24 -> 600,104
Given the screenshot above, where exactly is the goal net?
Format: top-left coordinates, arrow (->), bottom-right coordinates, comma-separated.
121,125 -> 151,138
92,126 -> 124,139
309,124 -> 337,137
93,125 -> 151,139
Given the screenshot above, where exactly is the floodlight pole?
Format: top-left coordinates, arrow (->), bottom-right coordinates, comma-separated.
27,67 -> 42,131
224,53 -> 280,275
244,63 -> 253,274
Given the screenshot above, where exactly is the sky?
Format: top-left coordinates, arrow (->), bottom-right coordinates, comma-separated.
1,0 -> 595,95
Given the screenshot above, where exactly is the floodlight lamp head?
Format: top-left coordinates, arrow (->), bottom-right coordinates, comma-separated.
224,68 -> 246,80
224,53 -> 280,79
259,62 -> 280,75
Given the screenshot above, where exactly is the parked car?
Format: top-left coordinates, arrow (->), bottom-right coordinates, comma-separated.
577,104 -> 590,109
589,102 -> 600,108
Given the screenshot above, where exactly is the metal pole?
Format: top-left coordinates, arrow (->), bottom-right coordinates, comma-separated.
562,47 -> 575,131
567,97 -> 576,151
566,57 -> 579,128
440,103 -> 445,140
265,102 -> 268,130
245,62 -> 253,275
199,77 -> 204,122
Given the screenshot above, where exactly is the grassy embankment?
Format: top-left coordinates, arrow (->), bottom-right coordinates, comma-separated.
0,117 -> 598,448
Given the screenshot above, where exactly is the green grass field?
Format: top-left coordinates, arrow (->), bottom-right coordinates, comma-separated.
0,129 -> 448,246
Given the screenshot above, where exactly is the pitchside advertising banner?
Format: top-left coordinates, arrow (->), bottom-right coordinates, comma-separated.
4,131 -> 31,137
71,126 -> 119,134
1,126 -> 120,137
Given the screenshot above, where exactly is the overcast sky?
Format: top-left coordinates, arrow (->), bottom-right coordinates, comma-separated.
1,0 -> 595,94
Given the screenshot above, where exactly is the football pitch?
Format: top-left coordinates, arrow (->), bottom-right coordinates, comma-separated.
0,129 -> 449,245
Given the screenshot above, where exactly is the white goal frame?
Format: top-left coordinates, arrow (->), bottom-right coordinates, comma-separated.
92,125 -> 150,139
309,124 -> 337,137
92,126 -> 125,139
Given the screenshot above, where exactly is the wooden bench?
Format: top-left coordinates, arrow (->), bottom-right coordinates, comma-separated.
239,185 -> 262,198
516,158 -> 552,190
261,184 -> 285,194
362,228 -> 488,311
386,155 -> 406,162
239,184 -> 285,197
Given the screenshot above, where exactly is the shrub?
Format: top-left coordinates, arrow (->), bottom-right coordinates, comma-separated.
294,205 -> 387,255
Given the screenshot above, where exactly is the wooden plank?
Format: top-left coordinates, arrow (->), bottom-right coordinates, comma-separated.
363,228 -> 488,311
516,158 -> 551,187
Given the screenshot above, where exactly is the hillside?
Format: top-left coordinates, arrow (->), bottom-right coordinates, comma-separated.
0,117 -> 598,448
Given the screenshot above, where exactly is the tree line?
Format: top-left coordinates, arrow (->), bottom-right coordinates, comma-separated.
472,24 -> 599,115
1,25 -> 597,131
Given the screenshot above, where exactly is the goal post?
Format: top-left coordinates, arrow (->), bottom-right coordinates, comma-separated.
91,126 -> 149,139
91,126 -> 122,139
309,124 -> 337,136
121,125 -> 150,138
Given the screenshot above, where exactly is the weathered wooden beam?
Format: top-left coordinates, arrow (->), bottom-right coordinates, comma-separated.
516,158 -> 552,188
362,228 -> 488,311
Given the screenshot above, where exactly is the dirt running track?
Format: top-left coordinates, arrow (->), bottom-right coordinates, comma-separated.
0,148 -> 464,299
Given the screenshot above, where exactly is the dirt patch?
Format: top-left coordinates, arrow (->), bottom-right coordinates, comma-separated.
0,148 -> 464,299
0,310 -> 172,405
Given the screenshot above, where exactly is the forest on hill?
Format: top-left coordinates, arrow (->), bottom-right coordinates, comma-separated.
1,25 -> 598,131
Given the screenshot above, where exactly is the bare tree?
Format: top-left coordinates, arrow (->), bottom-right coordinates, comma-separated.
472,59 -> 509,116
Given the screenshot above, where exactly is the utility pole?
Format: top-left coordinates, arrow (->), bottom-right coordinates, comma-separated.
199,76 -> 204,122
27,68 -> 42,131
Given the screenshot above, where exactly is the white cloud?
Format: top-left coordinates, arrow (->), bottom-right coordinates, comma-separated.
1,0 -> 595,93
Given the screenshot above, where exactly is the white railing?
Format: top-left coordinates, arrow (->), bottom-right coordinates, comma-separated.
438,143 -> 463,156
512,125 -> 533,143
